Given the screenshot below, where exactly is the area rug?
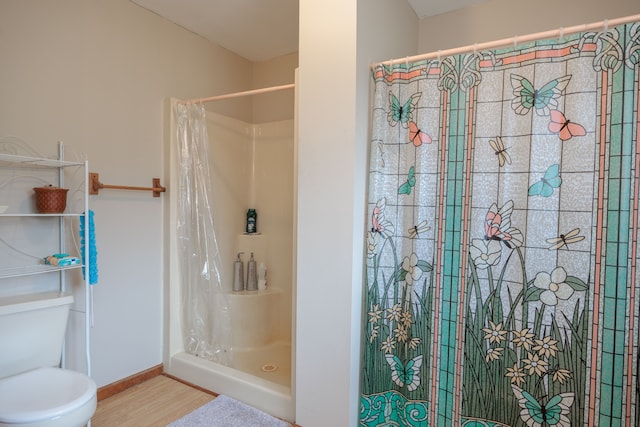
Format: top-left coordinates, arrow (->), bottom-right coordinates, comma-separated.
166,395 -> 292,427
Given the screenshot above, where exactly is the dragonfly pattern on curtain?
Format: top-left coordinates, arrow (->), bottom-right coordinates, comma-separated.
360,22 -> 640,427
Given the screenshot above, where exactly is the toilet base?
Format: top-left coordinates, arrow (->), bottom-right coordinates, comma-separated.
0,394 -> 95,427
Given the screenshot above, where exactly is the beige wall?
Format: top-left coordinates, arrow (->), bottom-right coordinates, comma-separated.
208,52 -> 298,124
0,0 -> 254,388
418,0 -> 639,54
252,52 -> 298,123
296,0 -> 418,425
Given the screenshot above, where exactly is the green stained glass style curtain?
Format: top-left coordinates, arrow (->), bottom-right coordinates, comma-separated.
361,21 -> 640,427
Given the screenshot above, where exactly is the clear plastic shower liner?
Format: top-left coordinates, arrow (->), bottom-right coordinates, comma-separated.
175,102 -> 232,366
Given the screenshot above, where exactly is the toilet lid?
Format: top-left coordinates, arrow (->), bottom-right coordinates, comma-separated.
0,367 -> 97,423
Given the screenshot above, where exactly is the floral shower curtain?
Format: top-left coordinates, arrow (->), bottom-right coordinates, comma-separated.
360,21 -> 640,426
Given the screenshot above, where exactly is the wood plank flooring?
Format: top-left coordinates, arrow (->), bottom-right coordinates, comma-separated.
91,375 -> 216,427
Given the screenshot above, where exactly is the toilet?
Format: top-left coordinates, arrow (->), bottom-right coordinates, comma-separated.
0,292 -> 97,427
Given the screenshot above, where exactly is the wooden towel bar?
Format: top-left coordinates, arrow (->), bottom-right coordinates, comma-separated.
89,172 -> 166,197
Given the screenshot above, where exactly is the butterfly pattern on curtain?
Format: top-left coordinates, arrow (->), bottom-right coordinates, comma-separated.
360,22 -> 640,427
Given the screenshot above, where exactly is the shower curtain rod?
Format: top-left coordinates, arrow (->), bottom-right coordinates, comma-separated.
371,14 -> 640,68
179,83 -> 295,104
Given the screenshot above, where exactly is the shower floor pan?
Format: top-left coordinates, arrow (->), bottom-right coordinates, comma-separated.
167,341 -> 293,421
232,341 -> 291,388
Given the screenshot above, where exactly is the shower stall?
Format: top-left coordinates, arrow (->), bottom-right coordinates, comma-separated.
164,88 -> 296,422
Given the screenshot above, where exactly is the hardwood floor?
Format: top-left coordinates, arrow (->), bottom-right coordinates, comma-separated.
91,375 -> 216,427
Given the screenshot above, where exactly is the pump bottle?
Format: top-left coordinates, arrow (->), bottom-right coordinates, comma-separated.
246,252 -> 258,291
232,252 -> 244,292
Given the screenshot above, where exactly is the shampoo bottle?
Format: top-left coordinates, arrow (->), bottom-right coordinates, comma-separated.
246,252 -> 258,291
246,209 -> 257,234
232,252 -> 244,292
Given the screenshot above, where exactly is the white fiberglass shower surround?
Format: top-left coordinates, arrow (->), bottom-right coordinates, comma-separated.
165,85 -> 296,422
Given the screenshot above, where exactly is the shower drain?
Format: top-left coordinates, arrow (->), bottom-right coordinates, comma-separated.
261,363 -> 278,372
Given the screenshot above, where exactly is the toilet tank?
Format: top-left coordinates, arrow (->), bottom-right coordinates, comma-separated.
0,291 -> 74,379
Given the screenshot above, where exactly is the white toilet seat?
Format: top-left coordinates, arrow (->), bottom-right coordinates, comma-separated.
0,367 -> 97,426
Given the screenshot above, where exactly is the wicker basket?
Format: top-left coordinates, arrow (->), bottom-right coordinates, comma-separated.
33,186 -> 69,213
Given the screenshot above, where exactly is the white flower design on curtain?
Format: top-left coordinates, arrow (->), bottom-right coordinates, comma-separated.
533,267 -> 574,306
469,238 -> 501,268
402,253 -> 423,285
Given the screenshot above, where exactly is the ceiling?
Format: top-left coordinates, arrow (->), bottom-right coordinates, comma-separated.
131,0 -> 489,62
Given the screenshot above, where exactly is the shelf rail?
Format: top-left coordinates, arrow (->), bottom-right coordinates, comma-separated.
89,172 -> 166,197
